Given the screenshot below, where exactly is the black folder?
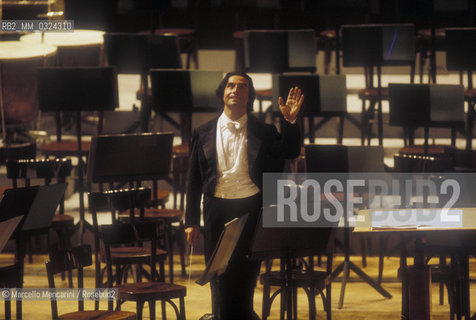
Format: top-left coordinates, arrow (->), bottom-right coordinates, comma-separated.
196,214 -> 249,286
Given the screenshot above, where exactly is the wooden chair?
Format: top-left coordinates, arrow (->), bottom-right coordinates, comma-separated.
101,221 -> 186,320
6,158 -> 74,275
341,24 -> 416,146
87,133 -> 185,283
0,263 -> 22,320
88,189 -> 168,290
140,0 -> 199,69
253,208 -> 336,320
46,244 -> 136,320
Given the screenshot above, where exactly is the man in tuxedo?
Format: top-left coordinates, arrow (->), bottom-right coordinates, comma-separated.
185,72 -> 303,319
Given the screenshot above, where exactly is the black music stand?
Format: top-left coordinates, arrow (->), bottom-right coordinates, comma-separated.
249,206 -> 336,320
304,144 -> 391,309
37,67 -> 118,243
272,74 -> 347,143
150,69 -> 223,145
103,33 -> 182,132
196,214 -> 249,286
243,29 -> 316,122
341,24 -> 416,146
388,83 -> 465,154
244,30 -> 316,74
445,27 -> 476,150
0,184 -> 67,319
86,132 -> 174,284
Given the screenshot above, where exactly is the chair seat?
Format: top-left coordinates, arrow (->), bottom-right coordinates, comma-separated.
256,89 -> 272,101
173,144 -> 189,156
58,310 -> 136,320
358,88 -> 389,100
119,208 -> 183,222
398,145 -> 456,156
116,281 -> 186,301
151,28 -> 195,37
145,189 -> 170,208
464,88 -> 476,100
101,247 -> 167,265
260,270 -> 330,288
41,140 -> 90,157
431,265 -> 463,282
417,28 -> 446,41
51,214 -> 75,229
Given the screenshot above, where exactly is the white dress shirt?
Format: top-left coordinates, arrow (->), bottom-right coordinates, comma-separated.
214,112 -> 260,199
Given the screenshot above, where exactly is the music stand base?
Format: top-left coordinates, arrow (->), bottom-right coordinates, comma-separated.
332,260 -> 392,309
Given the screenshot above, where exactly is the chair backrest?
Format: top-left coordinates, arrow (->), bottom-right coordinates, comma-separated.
6,158 -> 72,187
101,221 -> 160,295
6,158 -> 72,216
45,245 -> 94,319
88,188 -> 153,298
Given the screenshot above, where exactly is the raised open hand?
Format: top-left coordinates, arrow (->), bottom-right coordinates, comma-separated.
279,86 -> 304,123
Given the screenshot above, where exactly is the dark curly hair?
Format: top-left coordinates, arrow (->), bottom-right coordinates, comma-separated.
216,72 -> 256,113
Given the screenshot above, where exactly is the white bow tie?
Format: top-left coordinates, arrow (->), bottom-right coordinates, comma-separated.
226,121 -> 242,133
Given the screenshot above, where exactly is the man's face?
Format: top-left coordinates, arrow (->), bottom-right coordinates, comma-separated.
223,75 -> 249,113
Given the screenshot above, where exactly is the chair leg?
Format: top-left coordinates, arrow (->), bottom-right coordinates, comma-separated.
180,296 -> 186,320
360,99 -> 366,145
280,286 -> 285,320
360,236 -> 367,267
149,300 -> 156,320
177,223 -> 187,276
161,300 -> 167,320
308,287 -> 316,320
5,298 -> 11,320
136,300 -> 144,320
338,115 -> 344,144
292,286 -> 298,320
262,283 -> 270,320
326,283 -> 332,320
166,224 -> 175,283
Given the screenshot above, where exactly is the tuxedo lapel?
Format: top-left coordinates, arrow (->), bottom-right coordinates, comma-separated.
247,116 -> 261,170
202,118 -> 218,170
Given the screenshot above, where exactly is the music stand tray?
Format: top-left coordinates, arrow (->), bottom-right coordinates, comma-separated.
150,69 -> 223,113
272,74 -> 346,117
196,214 -> 249,286
37,67 -> 118,112
389,83 -> 465,127
0,184 -> 68,234
86,132 -> 174,183
0,216 -> 23,253
243,30 -> 316,73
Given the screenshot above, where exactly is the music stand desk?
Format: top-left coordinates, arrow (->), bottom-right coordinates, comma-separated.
196,214 -> 249,286
354,208 -> 476,320
86,132 -> 174,184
